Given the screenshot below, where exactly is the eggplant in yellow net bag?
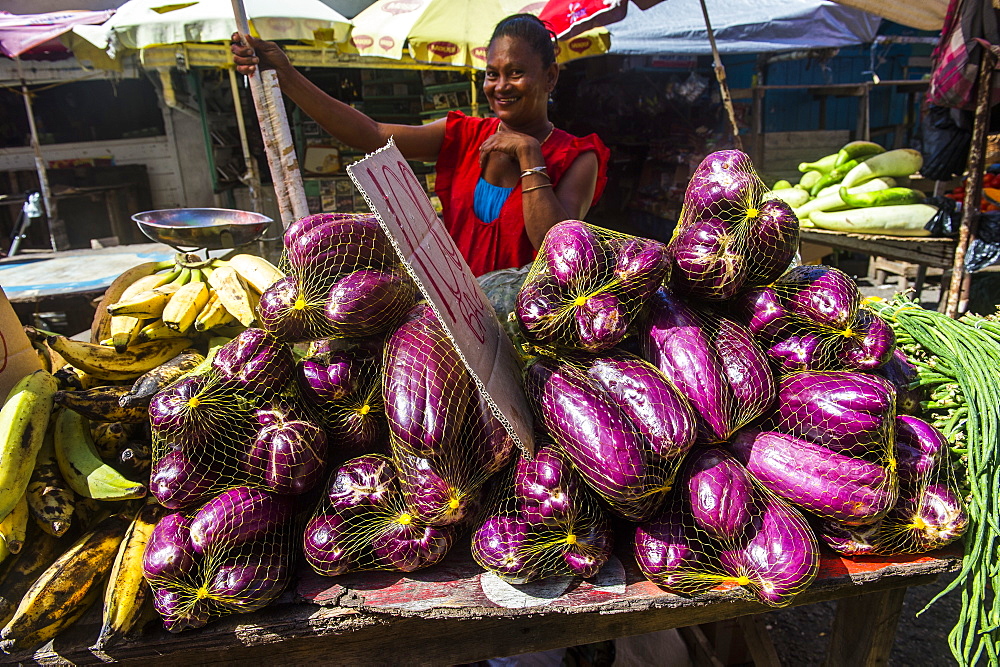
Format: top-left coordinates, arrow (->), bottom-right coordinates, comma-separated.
515,221 -> 671,353
819,415 -> 967,555
142,486 -> 296,632
637,287 -> 775,445
259,213 -> 418,343
634,447 -> 818,607
471,440 -> 613,583
732,265 -> 896,372
302,454 -> 457,576
524,350 -> 696,522
149,330 -> 328,508
667,150 -> 800,301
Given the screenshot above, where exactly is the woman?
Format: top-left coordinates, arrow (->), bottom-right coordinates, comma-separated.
231,14 -> 609,277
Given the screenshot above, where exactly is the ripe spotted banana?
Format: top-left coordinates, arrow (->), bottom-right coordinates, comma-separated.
136,319 -> 188,343
107,268 -> 183,352
206,264 -> 256,326
120,348 -> 204,409
0,524 -> 68,628
162,271 -> 210,333
0,370 -> 59,520
93,502 -> 165,650
0,513 -> 129,653
53,409 -> 146,501
91,259 -> 176,345
226,253 -> 284,294
26,426 -> 75,539
53,386 -> 148,424
45,335 -> 193,382
0,494 -> 28,554
91,421 -> 140,460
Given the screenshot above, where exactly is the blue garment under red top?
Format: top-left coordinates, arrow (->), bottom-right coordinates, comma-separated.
434,111 -> 610,277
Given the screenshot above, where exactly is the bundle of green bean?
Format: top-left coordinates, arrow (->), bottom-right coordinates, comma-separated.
871,295 -> 1000,666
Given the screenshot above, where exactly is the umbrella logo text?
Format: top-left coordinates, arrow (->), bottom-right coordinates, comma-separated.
569,37 -> 592,53
382,0 -> 424,15
353,34 -> 374,49
472,46 -> 487,61
379,35 -> 395,51
428,41 -> 459,57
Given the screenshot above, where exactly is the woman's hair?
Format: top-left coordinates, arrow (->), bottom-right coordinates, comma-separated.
489,14 -> 557,68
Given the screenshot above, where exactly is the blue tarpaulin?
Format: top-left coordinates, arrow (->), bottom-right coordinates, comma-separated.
608,0 -> 884,55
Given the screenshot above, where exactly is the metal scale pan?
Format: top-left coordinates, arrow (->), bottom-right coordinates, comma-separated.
132,208 -> 272,252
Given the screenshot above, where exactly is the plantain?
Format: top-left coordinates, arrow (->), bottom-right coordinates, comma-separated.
91,260 -> 177,345
53,408 -> 146,502
0,494 -> 28,554
0,533 -> 8,571
52,364 -> 88,391
226,253 -> 284,294
192,292 -> 232,332
0,370 -> 59,521
93,502 -> 165,649
91,421 -> 138,460
115,440 -> 152,480
107,278 -> 187,319
53,386 -> 148,424
136,319 -> 190,343
0,512 -> 129,653
0,522 -> 68,628
29,340 -> 52,374
120,347 -> 204,409
26,425 -> 75,539
161,270 -> 210,333
45,335 -> 193,382
206,264 -> 257,326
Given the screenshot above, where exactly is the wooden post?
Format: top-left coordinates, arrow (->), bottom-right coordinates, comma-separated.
698,0 -> 742,151
230,0 -> 309,228
227,66 -> 264,214
945,46 -> 997,317
823,588 -> 907,667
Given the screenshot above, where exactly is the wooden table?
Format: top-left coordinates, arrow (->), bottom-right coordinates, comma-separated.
18,545 -> 961,666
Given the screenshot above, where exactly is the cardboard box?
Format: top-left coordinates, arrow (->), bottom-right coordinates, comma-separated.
0,286 -> 43,401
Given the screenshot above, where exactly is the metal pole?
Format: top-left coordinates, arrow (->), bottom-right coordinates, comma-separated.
16,57 -> 67,251
698,0 -> 742,151
945,46 -> 997,318
230,0 -> 309,228
228,66 -> 264,213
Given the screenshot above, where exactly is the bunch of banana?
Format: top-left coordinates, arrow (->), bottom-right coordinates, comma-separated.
93,253 -> 283,353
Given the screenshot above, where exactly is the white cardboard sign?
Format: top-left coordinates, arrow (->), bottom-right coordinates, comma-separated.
347,140 -> 534,456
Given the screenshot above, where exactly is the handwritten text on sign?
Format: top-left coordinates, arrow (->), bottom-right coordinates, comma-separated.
347,140 -> 534,456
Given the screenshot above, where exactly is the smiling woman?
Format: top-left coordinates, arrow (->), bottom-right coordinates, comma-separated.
230,14 -> 609,277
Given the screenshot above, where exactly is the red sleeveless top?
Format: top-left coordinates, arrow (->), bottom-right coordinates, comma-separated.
434,111 -> 610,277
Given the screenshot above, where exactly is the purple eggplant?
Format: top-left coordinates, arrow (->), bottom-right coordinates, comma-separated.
563,521 -> 613,578
839,308 -> 896,371
613,236 -> 671,301
285,214 -> 392,275
734,286 -> 792,340
515,277 -> 564,345
634,509 -> 717,595
326,396 -> 389,457
189,487 -> 294,555
207,549 -> 289,610
211,328 -> 293,394
242,418 -> 328,495
718,494 -> 819,606
396,452 -> 476,526
297,354 -> 362,404
585,352 -> 696,460
891,483 -> 968,551
683,149 -> 758,211
744,198 -> 799,286
773,370 -> 896,456
729,429 -> 897,525
327,454 -> 397,514
325,269 -> 417,337
284,212 -> 356,247
715,319 -> 775,418
463,391 -> 516,477
143,512 -> 196,580
515,445 -> 580,526
767,333 -> 825,372
150,449 -> 217,510
542,220 -> 608,289
152,587 -> 210,633
779,265 -> 860,330
383,304 -> 471,457
876,349 -> 925,416
574,291 -> 628,352
686,448 -> 757,542
303,512 -> 355,577
819,519 -> 883,556
669,216 -> 746,301
149,375 -> 211,436
472,515 -> 539,582
258,275 -> 323,342
371,516 -> 456,572
895,415 -> 948,486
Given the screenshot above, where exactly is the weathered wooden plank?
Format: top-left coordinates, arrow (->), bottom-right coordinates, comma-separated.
799,229 -> 956,269
736,614 -> 783,667
822,587 -> 908,667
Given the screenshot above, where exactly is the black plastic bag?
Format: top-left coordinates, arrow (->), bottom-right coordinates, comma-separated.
925,196 -> 962,237
920,105 -> 973,181
965,211 -> 1000,272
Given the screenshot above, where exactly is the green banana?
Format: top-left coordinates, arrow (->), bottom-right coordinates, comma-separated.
26,425 -> 75,538
0,523 -> 68,628
44,335 -> 194,382
93,502 -> 165,649
0,494 -> 28,554
0,513 -> 129,653
0,370 -> 59,520
53,409 -> 146,502
53,386 -> 148,424
120,348 -> 205,409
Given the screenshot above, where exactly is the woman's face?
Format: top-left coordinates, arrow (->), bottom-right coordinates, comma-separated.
484,35 -> 557,128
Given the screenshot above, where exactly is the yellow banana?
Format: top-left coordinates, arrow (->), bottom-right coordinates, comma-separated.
93,502 -> 165,650
30,341 -> 52,374
0,524 -> 67,628
45,335 -> 193,382
0,512 -> 129,653
108,316 -> 147,354
0,495 -> 28,554
162,269 -> 210,333
107,269 -> 182,352
0,370 -> 59,521
91,421 -> 138,460
0,530 -> 9,571
91,260 -> 177,345
206,264 -> 256,326
26,425 -> 75,539
136,319 -> 189,343
192,292 -> 229,332
53,409 -> 146,502
53,386 -> 148,424
226,253 -> 284,294
107,273 -> 188,319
